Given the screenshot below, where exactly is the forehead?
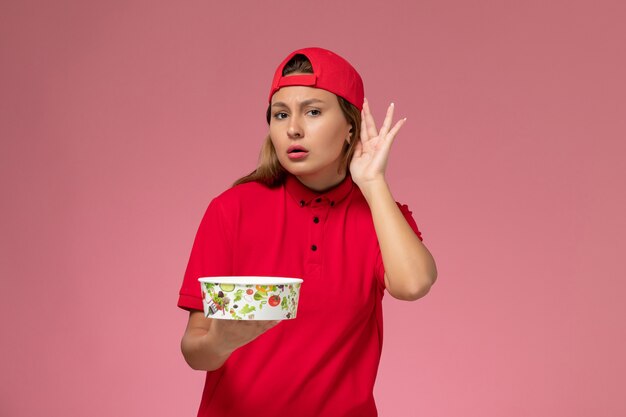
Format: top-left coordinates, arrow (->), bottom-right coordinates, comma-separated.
271,86 -> 337,105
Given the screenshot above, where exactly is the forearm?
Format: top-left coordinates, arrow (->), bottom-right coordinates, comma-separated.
361,179 -> 437,300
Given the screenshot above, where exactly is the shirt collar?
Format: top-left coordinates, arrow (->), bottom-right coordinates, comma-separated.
285,173 -> 353,208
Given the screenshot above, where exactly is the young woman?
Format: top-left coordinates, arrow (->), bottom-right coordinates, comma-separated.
178,47 -> 437,417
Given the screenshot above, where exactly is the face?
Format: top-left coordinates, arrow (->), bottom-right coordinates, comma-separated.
269,85 -> 352,191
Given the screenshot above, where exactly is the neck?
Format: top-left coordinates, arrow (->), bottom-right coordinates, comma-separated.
295,170 -> 347,193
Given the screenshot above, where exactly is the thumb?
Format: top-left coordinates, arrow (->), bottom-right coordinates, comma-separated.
353,140 -> 363,159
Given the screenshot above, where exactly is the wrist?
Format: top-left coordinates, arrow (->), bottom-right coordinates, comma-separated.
205,324 -> 235,358
358,177 -> 390,202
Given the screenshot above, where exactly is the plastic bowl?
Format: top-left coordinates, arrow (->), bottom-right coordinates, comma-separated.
198,276 -> 303,320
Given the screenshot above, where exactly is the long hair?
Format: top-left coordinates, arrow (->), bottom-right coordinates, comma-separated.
233,54 -> 362,188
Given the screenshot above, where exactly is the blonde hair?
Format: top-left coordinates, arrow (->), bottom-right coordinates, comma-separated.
233,54 -> 362,188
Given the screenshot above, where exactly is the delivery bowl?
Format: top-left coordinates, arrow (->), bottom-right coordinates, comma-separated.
198,277 -> 303,320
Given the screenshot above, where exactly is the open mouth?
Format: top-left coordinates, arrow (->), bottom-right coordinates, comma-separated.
287,145 -> 308,153
287,147 -> 309,159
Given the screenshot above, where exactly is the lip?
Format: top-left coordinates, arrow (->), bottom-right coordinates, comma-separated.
287,151 -> 309,160
287,145 -> 309,160
287,145 -> 309,153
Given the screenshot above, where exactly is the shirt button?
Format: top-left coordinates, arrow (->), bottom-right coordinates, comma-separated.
315,198 -> 322,203
311,245 -> 317,251
299,200 -> 305,207
313,217 -> 319,223
330,201 -> 335,207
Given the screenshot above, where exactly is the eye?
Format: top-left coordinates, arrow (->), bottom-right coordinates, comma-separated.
273,112 -> 288,120
307,109 -> 321,116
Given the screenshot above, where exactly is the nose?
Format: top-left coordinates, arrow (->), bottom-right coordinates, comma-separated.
287,115 -> 303,139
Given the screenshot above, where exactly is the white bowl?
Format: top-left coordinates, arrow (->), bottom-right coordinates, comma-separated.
198,277 -> 303,320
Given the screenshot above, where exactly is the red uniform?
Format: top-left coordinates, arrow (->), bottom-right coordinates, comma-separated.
178,174 -> 423,417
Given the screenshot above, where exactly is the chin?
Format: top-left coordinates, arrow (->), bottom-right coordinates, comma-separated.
278,158 -> 305,173
283,165 -> 312,177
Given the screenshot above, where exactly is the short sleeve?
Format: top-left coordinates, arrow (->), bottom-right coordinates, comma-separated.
375,202 -> 424,287
177,198 -> 234,311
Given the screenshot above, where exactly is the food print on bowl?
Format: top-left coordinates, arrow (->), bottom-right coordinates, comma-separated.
199,277 -> 302,320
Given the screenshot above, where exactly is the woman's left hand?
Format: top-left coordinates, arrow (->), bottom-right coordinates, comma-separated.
350,98 -> 407,189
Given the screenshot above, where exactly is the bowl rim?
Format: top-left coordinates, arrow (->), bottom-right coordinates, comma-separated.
198,276 -> 303,285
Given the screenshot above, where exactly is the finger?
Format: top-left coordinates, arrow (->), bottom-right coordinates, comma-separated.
353,140 -> 363,159
258,319 -> 279,327
384,117 -> 407,148
360,108 -> 369,142
378,102 -> 395,139
363,98 -> 378,139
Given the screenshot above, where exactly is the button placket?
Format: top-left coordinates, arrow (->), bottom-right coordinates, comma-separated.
307,200 -> 329,268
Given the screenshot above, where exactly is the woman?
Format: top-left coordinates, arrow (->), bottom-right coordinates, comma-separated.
178,46 -> 437,417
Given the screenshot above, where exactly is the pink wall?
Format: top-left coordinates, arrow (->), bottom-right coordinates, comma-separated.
1,1 -> 624,416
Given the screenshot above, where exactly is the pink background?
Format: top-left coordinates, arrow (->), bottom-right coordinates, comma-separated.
1,1 -> 625,416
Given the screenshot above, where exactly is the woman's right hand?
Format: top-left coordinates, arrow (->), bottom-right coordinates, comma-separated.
208,316 -> 281,355
181,311 -> 280,371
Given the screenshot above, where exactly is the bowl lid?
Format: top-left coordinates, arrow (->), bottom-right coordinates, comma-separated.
198,276 -> 303,285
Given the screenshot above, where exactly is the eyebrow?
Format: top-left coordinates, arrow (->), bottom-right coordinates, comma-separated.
271,98 -> 326,108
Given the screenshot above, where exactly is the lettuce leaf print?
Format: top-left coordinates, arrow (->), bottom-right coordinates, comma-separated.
240,304 -> 256,315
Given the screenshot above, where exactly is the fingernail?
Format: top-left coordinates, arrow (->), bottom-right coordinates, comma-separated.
391,102 -> 395,107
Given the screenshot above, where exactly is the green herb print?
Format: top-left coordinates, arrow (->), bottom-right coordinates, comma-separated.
240,304 -> 256,315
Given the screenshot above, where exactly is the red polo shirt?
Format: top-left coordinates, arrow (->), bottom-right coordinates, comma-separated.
178,174 -> 423,417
